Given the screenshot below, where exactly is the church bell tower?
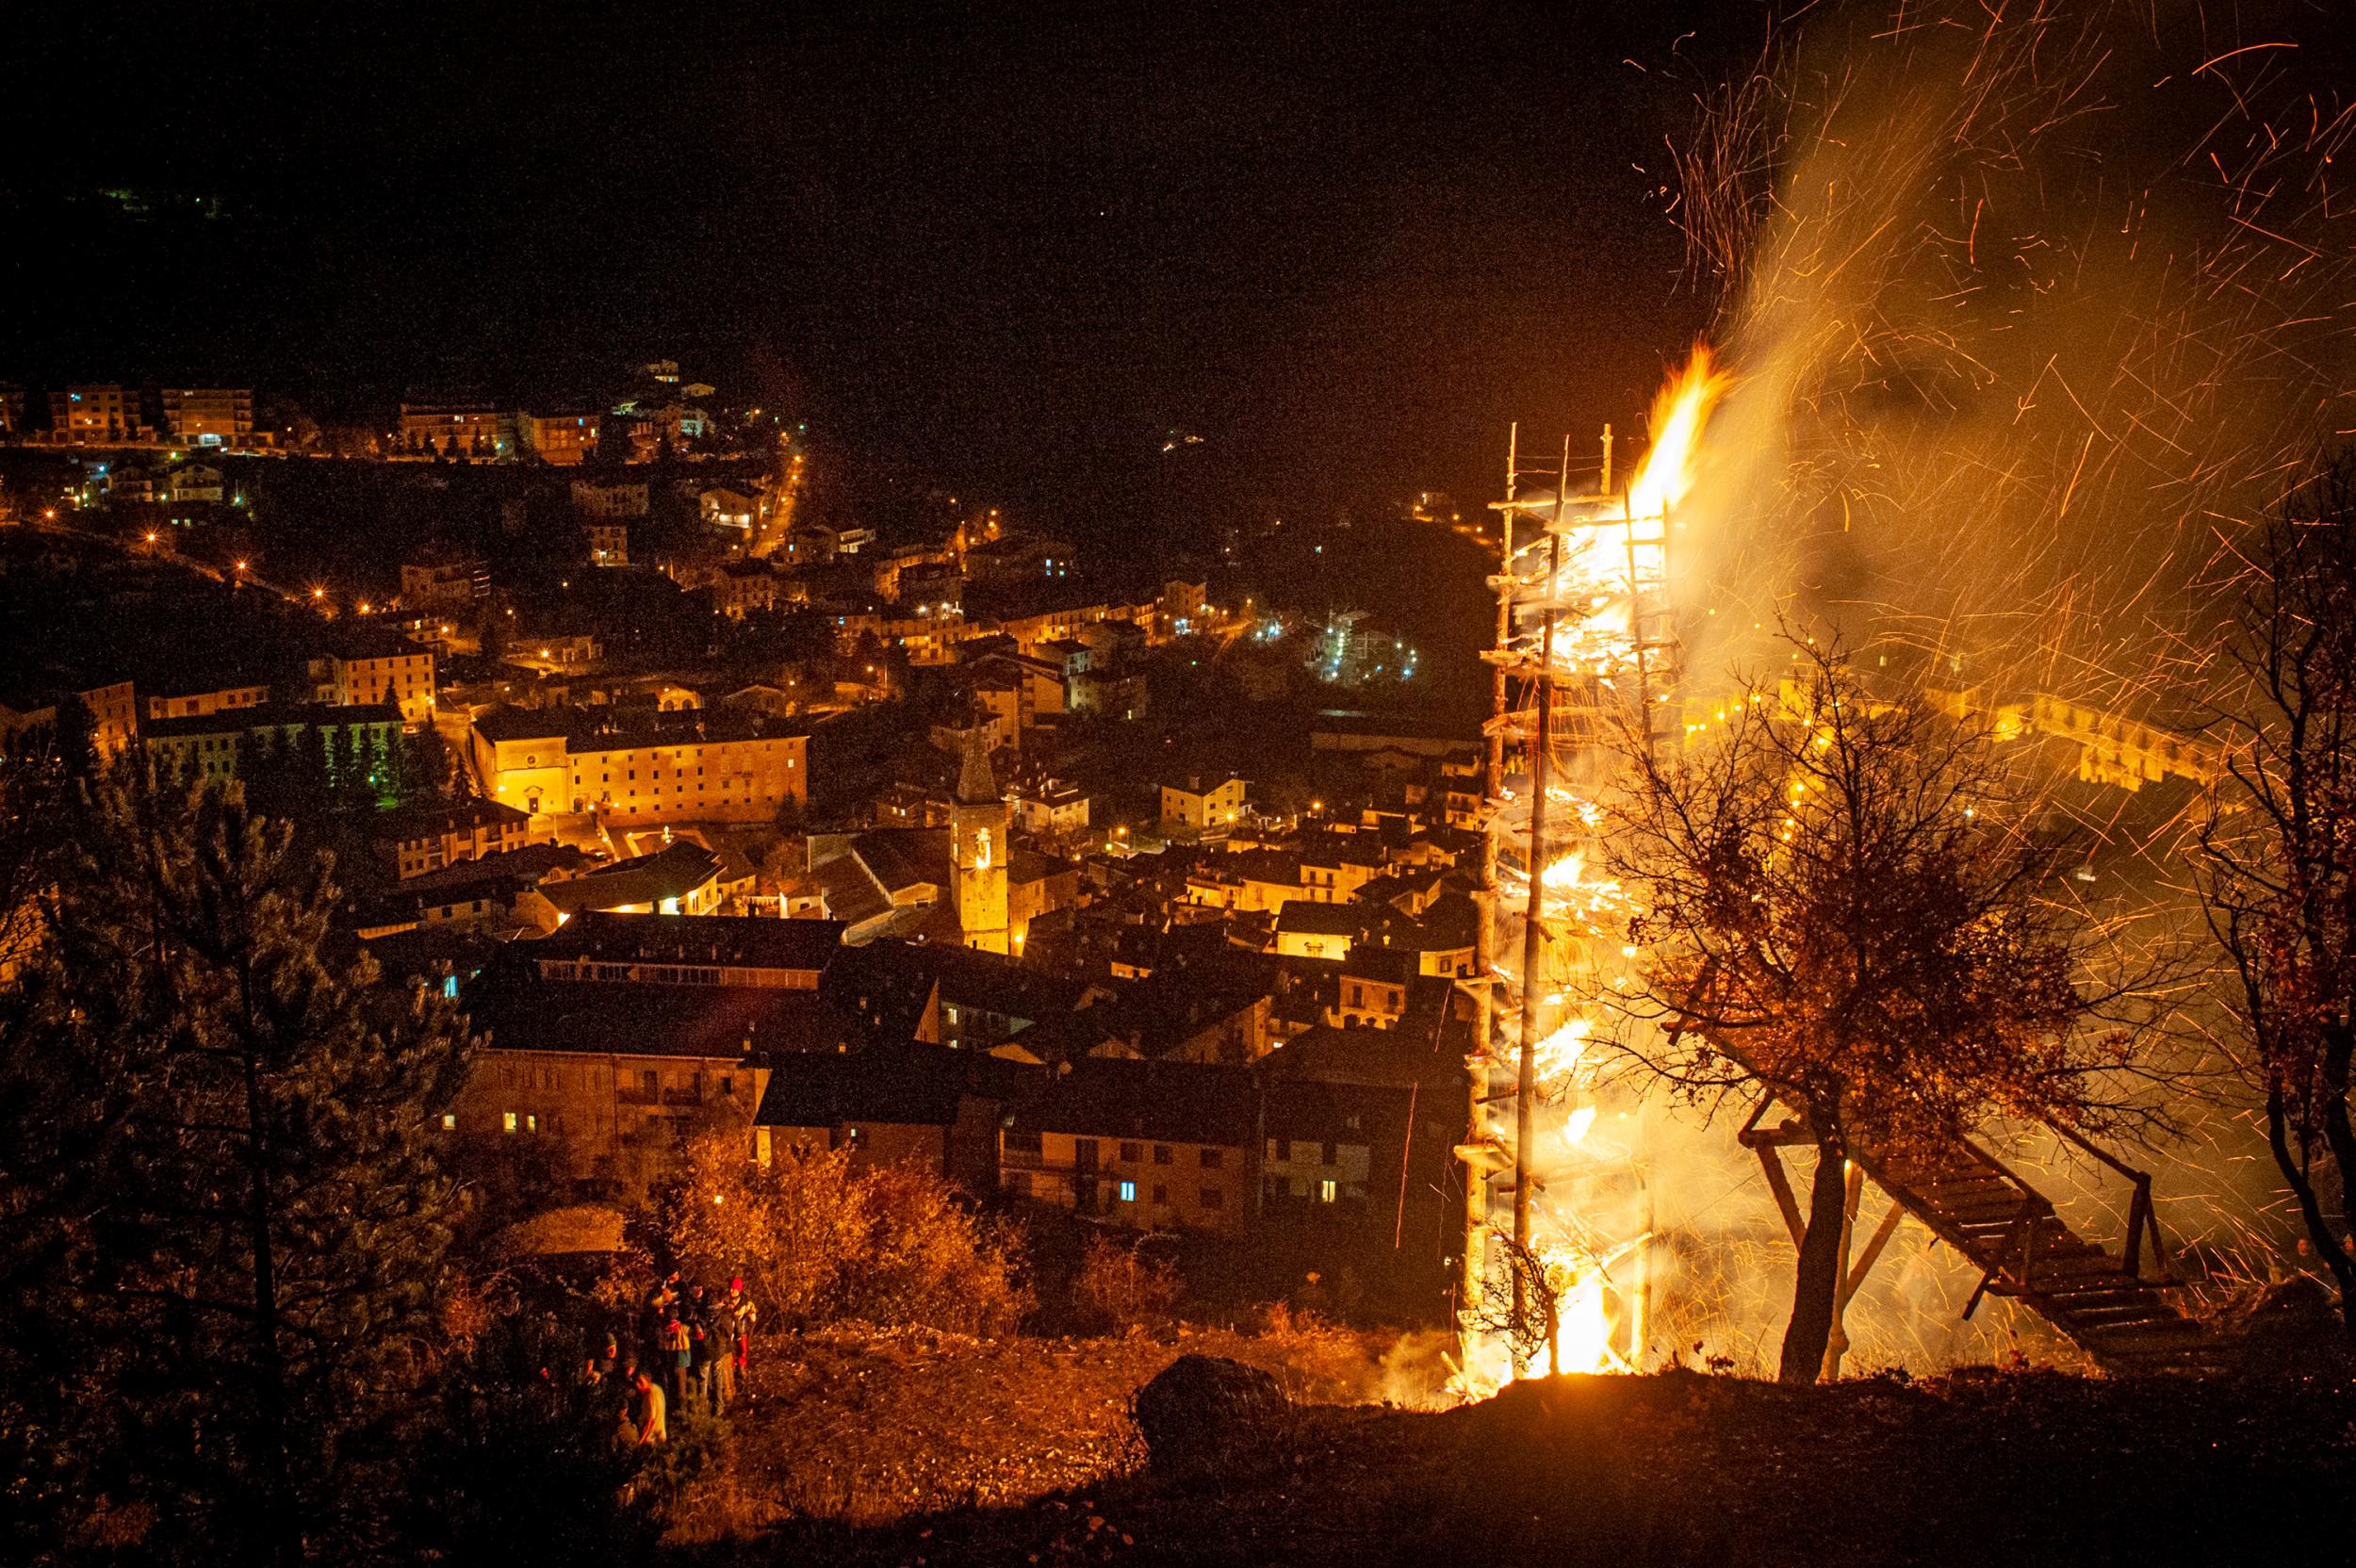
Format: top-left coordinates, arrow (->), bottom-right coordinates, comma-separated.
950,725 -> 1010,954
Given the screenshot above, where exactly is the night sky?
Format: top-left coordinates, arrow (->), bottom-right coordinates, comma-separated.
4,2 -> 1746,532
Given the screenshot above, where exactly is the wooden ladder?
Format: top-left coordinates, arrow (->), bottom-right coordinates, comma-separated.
1675,964 -> 2227,1377
1859,1133 -> 2229,1376
1739,1100 -> 2225,1375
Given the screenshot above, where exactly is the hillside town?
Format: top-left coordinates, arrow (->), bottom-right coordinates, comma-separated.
0,378 -> 1487,1323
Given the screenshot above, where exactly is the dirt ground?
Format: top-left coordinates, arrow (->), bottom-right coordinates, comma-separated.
672,1347 -> 2356,1567
676,1322 -> 1412,1538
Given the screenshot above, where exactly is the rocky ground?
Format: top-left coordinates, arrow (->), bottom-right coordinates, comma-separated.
665,1345 -> 2356,1567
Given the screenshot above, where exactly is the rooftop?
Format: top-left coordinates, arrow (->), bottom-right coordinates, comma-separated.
470,702 -> 808,752
848,829 -> 954,897
1340,946 -> 1420,988
401,842 -> 590,899
566,709 -> 808,754
379,796 -> 532,840
471,704 -> 571,743
531,909 -> 845,972
142,701 -> 402,740
755,1041 -> 1043,1130
1259,1021 -> 1472,1090
1009,1057 -> 1256,1148
323,624 -> 435,663
464,973 -> 843,1059
540,842 -> 722,914
810,854 -> 893,928
1274,901 -> 1360,939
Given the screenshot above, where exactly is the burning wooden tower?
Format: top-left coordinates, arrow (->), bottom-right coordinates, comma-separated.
1455,356 -> 1719,1390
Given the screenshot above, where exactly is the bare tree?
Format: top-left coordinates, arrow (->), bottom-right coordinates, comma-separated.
1470,1235 -> 1563,1379
1602,635 -> 2159,1381
2200,457 -> 2356,1336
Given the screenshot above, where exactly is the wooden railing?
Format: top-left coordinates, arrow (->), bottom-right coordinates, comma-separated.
2048,1123 -> 2176,1282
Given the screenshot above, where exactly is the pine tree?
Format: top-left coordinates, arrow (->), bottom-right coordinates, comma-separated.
0,775 -> 475,1560
397,726 -> 457,807
51,693 -> 98,782
0,737 -> 174,1552
307,721 -> 338,812
337,721 -> 373,816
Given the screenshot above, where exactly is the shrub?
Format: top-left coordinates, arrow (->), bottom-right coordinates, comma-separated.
1075,1234 -> 1183,1333
660,1133 -> 1028,1337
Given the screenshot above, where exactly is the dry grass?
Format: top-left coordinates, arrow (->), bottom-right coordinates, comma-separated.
694,1321 -> 1392,1536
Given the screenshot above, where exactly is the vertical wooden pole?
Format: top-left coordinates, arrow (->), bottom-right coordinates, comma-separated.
1462,425 -> 1519,1370
1821,1160 -> 1865,1380
1508,438 -> 1571,1370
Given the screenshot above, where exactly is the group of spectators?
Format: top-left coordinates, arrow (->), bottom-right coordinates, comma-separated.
586,1272 -> 758,1450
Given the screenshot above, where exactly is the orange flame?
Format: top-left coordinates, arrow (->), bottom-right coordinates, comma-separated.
1627,345 -> 1730,522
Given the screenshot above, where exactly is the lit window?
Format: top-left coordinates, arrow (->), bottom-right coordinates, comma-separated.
1120,1180 -> 1137,1203
441,1113 -> 457,1131
1319,1179 -> 1337,1203
501,1111 -> 517,1134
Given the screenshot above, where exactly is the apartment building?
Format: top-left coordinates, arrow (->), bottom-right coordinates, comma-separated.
48,385 -> 148,444
1161,774 -> 1247,832
376,797 -> 535,880
143,679 -> 272,722
517,410 -> 600,466
0,677 -> 139,763
399,394 -> 511,459
311,629 -> 435,725
998,1058 -> 1254,1234
568,723 -> 807,826
157,387 -> 255,448
143,702 -> 401,789
469,706 -> 809,825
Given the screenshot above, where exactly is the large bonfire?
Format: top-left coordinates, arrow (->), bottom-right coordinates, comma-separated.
1455,0 -> 2356,1396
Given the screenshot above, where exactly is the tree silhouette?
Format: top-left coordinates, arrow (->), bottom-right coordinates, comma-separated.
2201,457 -> 2356,1336
0,775 -> 475,1560
1603,635 -> 2162,1381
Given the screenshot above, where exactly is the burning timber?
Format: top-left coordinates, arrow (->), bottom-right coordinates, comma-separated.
1457,354 -> 1717,1392
1454,351 -> 2227,1394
